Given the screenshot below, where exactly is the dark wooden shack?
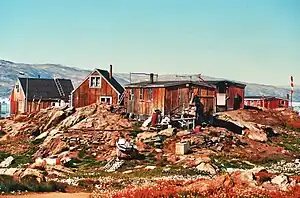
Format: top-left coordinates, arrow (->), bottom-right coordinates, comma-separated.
71,66 -> 125,108
206,80 -> 246,111
124,80 -> 216,116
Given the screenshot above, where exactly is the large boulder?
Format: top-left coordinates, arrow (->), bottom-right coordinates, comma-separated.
196,162 -> 217,175
271,174 -> 289,187
158,128 -> 176,137
0,156 -> 14,168
21,168 -> 45,183
44,110 -> 66,131
246,129 -> 268,142
136,132 -> 158,141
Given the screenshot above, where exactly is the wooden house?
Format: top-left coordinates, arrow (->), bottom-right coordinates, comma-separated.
206,80 -> 246,111
10,78 -> 73,115
244,96 -> 289,109
71,65 -> 125,108
124,75 -> 216,117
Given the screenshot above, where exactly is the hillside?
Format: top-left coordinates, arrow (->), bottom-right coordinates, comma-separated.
0,59 -> 299,101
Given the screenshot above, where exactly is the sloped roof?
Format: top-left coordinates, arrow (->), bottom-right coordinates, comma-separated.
245,96 -> 289,101
125,80 -> 216,89
206,80 -> 246,88
96,69 -> 125,94
18,78 -> 73,101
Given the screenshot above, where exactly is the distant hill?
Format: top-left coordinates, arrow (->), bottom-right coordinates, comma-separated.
0,59 -> 299,101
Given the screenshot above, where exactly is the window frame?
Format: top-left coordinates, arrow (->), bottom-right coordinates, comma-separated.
140,88 -> 144,100
89,76 -> 101,88
129,89 -> 134,101
148,88 -> 153,100
100,96 -> 112,105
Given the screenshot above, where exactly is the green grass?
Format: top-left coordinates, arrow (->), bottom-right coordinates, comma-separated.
0,175 -> 66,193
75,165 -> 204,180
212,155 -> 255,170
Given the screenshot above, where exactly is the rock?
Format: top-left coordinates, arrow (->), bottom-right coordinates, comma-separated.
0,168 -> 19,176
35,131 -> 49,140
196,162 -> 217,175
176,130 -> 191,137
136,132 -> 158,141
64,107 -> 75,116
44,110 -> 66,131
271,174 -> 289,186
21,168 -> 45,182
123,170 -> 133,174
158,128 -> 175,137
231,170 -> 257,187
155,149 -> 163,153
145,166 -> 156,170
246,129 -> 268,142
30,127 -> 40,137
0,156 -> 14,168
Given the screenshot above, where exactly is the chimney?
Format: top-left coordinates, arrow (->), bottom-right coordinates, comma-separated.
150,73 -> 154,84
109,65 -> 113,79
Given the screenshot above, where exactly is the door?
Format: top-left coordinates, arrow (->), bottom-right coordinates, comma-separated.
100,96 -> 112,105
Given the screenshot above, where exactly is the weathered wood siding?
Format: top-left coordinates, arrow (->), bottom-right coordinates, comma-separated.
73,71 -> 119,108
10,82 -> 25,115
227,86 -> 245,110
125,87 -> 165,115
125,85 -> 216,116
165,85 -> 215,115
245,99 -> 288,109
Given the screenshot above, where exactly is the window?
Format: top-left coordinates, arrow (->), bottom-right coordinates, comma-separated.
129,89 -> 134,100
140,88 -> 144,100
100,96 -> 112,105
16,84 -> 19,93
90,76 -> 101,88
148,88 -> 153,100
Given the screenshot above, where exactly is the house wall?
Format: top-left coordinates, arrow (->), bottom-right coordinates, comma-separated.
125,85 -> 216,116
227,86 -> 245,110
125,87 -> 165,115
245,99 -> 288,109
10,81 -> 25,115
73,71 -> 119,108
165,85 -> 215,115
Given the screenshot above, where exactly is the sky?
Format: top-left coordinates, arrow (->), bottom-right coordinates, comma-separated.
0,0 -> 299,86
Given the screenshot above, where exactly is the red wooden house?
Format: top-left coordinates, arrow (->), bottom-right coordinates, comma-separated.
71,65 -> 125,108
206,80 -> 246,111
10,78 -> 73,115
244,96 -> 289,109
124,75 -> 216,117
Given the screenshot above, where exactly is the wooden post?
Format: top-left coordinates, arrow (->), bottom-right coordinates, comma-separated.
291,90 -> 293,110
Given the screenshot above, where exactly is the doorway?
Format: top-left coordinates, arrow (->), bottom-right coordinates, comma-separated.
234,94 -> 242,110
100,96 -> 112,105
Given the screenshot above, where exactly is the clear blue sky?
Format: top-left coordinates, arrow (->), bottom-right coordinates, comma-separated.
0,0 -> 299,85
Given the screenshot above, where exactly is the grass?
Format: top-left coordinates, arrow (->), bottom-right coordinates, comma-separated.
0,143 -> 39,168
0,175 -> 66,193
75,165 -> 204,180
211,155 -> 255,170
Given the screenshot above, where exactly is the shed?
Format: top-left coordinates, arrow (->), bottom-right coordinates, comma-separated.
206,80 -> 246,111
